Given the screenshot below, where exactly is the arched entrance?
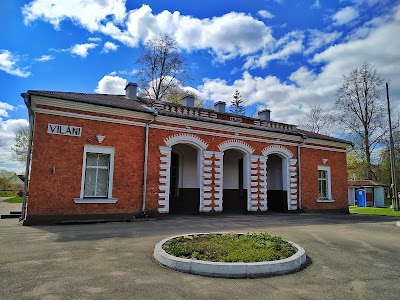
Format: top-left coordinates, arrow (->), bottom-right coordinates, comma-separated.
222,149 -> 248,212
169,143 -> 200,213
266,154 -> 288,212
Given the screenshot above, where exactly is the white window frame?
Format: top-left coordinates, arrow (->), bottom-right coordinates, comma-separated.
317,165 -> 334,202
74,145 -> 117,204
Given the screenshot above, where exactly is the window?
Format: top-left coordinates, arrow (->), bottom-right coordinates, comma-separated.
74,145 -> 117,203
84,153 -> 110,197
318,169 -> 328,199
317,166 -> 332,202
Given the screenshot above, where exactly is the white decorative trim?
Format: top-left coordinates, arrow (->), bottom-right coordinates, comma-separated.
249,155 -> 268,212
158,146 -> 172,213
73,198 -> 117,204
165,133 -> 208,149
316,199 -> 335,203
218,139 -> 254,154
262,145 -> 294,158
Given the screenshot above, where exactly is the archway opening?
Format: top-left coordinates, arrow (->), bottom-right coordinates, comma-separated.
169,143 -> 200,213
222,149 -> 248,212
267,154 -> 288,212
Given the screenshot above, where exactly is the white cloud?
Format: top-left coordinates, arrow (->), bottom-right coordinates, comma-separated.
0,101 -> 15,118
0,50 -> 31,78
35,54 -> 55,62
312,0 -> 321,9
22,0 -> 127,31
23,2 -> 274,62
0,118 -> 29,172
102,41 -> 119,53
70,43 -> 98,58
332,6 -> 359,25
199,5 -> 400,125
95,75 -> 127,94
305,29 -> 342,54
258,10 -> 274,19
244,31 -> 304,69
88,37 -> 102,42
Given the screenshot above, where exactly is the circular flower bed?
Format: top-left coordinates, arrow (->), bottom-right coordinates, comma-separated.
153,232 -> 307,278
163,232 -> 296,263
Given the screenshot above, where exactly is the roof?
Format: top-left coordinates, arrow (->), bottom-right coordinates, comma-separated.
348,180 -> 387,187
24,90 -> 154,114
23,90 -> 352,146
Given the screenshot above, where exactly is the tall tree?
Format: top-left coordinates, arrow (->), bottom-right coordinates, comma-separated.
299,104 -> 335,135
135,34 -> 190,101
230,89 -> 245,115
11,126 -> 29,164
336,63 -> 385,180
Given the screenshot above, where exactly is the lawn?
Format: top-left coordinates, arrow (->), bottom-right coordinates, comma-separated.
4,196 -> 23,203
162,232 -> 296,263
0,191 -> 17,197
349,205 -> 400,217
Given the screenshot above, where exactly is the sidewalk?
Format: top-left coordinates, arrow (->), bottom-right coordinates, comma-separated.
0,197 -> 21,216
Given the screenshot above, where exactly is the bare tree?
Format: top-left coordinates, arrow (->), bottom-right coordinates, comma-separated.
135,34 -> 190,101
11,126 -> 29,164
336,62 -> 385,180
230,90 -> 245,115
299,104 -> 335,135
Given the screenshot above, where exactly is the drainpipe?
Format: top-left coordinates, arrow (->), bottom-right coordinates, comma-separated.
142,108 -> 158,216
20,93 -> 34,222
297,134 -> 307,211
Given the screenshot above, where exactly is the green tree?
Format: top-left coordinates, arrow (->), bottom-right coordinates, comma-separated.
135,34 -> 190,101
230,89 -> 245,115
336,63 -> 386,180
11,126 -> 29,164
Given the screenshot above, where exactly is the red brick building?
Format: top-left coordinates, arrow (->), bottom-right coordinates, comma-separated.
21,83 -> 352,224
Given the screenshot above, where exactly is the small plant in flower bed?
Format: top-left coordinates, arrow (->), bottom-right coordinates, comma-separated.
162,233 -> 296,263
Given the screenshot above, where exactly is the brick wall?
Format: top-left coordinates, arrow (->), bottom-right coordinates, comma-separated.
26,112 -> 146,221
26,105 -> 349,223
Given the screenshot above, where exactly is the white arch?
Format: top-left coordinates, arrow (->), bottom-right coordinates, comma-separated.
165,133 -> 208,150
218,139 -> 254,154
262,145 -> 293,158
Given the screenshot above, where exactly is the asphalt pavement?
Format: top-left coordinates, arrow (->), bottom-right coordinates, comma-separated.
0,213 -> 399,300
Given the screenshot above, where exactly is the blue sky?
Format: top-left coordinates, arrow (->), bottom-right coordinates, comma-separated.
1,0 -> 400,172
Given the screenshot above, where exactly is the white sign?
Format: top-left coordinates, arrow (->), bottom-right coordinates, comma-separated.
47,124 -> 82,137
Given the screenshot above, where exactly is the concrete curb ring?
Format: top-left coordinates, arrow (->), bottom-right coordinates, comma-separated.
153,233 -> 307,278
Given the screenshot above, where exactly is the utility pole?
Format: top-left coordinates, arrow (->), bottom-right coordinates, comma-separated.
386,82 -> 399,210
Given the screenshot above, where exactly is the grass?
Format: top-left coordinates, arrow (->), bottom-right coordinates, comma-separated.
3,196 -> 23,203
349,205 -> 400,217
162,232 -> 296,263
0,191 -> 17,197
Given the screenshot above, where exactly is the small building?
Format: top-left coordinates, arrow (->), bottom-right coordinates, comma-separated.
348,180 -> 386,207
20,83 -> 352,224
4,174 -> 24,192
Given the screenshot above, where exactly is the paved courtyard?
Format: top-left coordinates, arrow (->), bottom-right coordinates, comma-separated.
1,213 -> 399,300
